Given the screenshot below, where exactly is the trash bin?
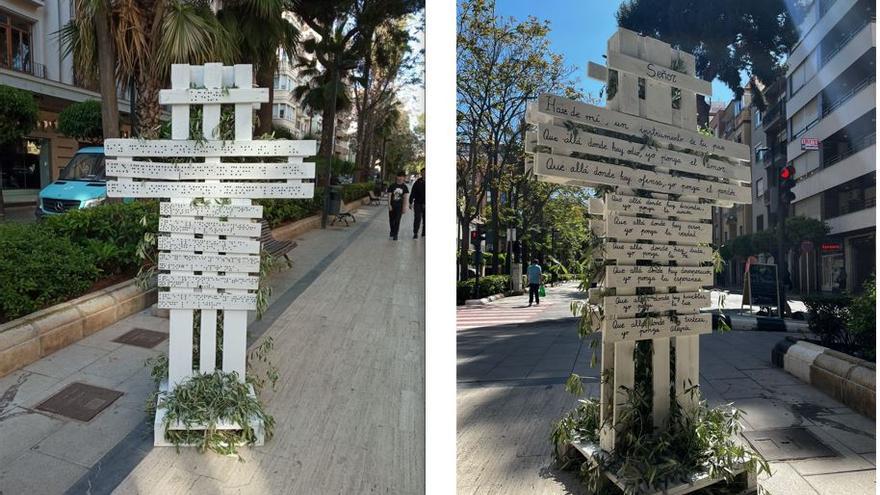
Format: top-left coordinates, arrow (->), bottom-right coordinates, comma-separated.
328,186 -> 342,215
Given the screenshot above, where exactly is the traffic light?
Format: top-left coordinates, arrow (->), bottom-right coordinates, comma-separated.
779,165 -> 796,203
470,226 -> 486,249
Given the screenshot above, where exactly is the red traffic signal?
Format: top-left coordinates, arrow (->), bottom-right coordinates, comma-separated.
470,230 -> 479,241
780,165 -> 795,180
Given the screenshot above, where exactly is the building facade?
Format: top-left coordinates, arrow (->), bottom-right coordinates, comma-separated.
784,0 -> 875,293
0,0 -> 131,206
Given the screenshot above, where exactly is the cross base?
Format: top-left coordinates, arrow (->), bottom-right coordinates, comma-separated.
566,440 -> 757,495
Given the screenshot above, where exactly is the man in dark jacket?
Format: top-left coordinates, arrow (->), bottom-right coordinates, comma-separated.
387,171 -> 409,240
409,168 -> 425,239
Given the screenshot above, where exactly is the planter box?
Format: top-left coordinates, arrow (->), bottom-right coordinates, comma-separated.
568,440 -> 757,495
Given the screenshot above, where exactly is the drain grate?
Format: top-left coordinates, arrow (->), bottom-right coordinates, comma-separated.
113,328 -> 168,349
36,382 -> 123,422
743,427 -> 837,461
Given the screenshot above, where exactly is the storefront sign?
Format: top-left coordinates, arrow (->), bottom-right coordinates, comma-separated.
801,137 -> 820,150
821,242 -> 842,252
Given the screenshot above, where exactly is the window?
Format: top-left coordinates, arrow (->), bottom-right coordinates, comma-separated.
791,97 -> 819,137
279,105 -> 285,119
0,11 -> 32,74
756,177 -> 766,197
753,109 -> 762,127
638,77 -> 645,99
757,215 -> 764,232
671,87 -> 681,109
272,104 -> 280,118
734,100 -> 743,116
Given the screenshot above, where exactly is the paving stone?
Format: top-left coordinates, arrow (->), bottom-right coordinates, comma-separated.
0,406 -> 65,466
22,343 -> 108,379
0,450 -> 88,495
804,469 -> 876,495
809,412 -> 876,454
0,370 -> 61,410
731,398 -> 814,430
757,462 -> 818,495
708,377 -> 768,400
742,367 -> 804,387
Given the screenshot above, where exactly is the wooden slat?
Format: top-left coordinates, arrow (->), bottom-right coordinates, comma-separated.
606,50 -> 712,95
107,160 -> 315,180
105,138 -> 317,158
535,124 -> 750,182
159,202 -> 263,219
601,212 -> 712,245
159,217 -> 261,237
158,273 -> 259,290
600,193 -> 712,221
158,292 -> 257,310
675,335 -> 700,412
159,87 -> 269,105
532,152 -> 750,203
587,61 -> 607,82
652,337 -> 671,429
528,93 -> 750,161
604,265 -> 714,289
612,341 -> 635,447
603,291 -> 710,317
603,313 -> 712,343
597,241 -> 713,266
157,252 -> 260,272
599,340 -> 615,452
108,181 -> 314,199
157,236 -> 261,254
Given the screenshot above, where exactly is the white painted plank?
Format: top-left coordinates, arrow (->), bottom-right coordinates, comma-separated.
645,79 -> 673,124
599,340 -> 615,452
603,193 -> 712,221
652,337 -> 671,429
234,65 -> 253,143
159,217 -> 261,237
157,253 -> 260,272
612,341 -> 635,448
590,220 -> 606,238
606,50 -> 712,95
168,309 -> 193,387
222,310 -> 248,379
532,152 -> 750,203
617,72 -> 640,116
675,335 -> 700,411
159,202 -> 263,219
529,93 -> 749,161
107,160 -> 315,180
680,88 -> 697,132
602,212 -> 712,245
587,61 -> 607,82
604,265 -> 714,289
108,181 -> 314,199
598,241 -> 713,266
157,235 -> 261,254
157,274 -> 259,290
158,292 -> 257,311
603,313 -> 712,343
159,87 -> 269,105
535,123 -> 750,182
104,139 -> 317,158
199,309 -> 217,373
603,291 -> 710,317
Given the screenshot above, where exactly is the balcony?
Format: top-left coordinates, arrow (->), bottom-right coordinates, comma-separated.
820,15 -> 875,66
822,74 -> 876,117
824,131 -> 876,168
826,206 -> 876,234
787,80 -> 875,161
762,99 -> 786,129
3,61 -> 47,80
793,143 -> 875,199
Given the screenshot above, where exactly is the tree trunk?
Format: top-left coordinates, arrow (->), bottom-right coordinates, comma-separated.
94,0 -> 120,140
460,220 -> 472,281
355,36 -> 373,176
137,73 -> 162,139
318,76 -> 337,161
255,61 -> 276,136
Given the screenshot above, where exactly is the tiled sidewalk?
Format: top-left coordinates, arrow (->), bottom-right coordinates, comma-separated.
0,204 -> 425,494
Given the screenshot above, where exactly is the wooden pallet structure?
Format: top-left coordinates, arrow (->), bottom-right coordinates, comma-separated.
527,29 -> 756,493
106,63 -> 316,447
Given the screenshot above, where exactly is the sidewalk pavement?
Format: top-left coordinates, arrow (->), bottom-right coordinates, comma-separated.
0,204 -> 425,495
0,205 -> 36,224
457,284 -> 875,494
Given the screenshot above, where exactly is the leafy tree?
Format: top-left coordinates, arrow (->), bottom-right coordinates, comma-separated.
0,85 -> 38,217
616,0 -> 799,121
58,100 -> 104,145
457,0 -> 580,278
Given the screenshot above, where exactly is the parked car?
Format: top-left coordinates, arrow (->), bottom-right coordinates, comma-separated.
35,147 -> 107,218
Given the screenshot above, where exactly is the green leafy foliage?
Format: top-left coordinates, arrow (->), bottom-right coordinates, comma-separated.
0,85 -> 38,144
847,275 -> 875,360
256,183 -> 373,228
0,223 -> 99,322
58,100 -> 103,144
456,275 -> 511,305
802,294 -> 852,347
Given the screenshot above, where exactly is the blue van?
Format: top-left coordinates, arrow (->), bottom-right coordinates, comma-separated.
35,147 -> 107,218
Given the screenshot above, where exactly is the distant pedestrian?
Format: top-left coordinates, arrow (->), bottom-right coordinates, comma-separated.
410,168 -> 425,239
527,259 -> 543,306
387,171 -> 409,241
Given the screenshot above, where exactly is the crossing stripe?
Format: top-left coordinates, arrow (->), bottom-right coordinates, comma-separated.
456,303 -> 553,330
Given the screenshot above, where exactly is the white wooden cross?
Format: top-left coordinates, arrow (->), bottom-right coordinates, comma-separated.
526,29 -> 752,451
106,63 -> 316,392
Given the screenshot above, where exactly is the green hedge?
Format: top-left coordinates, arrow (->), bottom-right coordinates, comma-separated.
0,201 -> 157,323
456,275 -> 511,305
803,294 -> 852,348
257,183 -> 373,228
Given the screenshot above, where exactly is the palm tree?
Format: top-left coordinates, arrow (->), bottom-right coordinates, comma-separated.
216,0 -> 300,136
61,0 -> 236,138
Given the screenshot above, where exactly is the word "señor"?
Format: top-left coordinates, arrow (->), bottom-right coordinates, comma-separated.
646,63 -> 678,83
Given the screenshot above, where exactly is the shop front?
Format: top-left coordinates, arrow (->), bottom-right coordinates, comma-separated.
818,229 -> 876,293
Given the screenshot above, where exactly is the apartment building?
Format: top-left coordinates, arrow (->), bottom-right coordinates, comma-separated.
709,86 -> 754,287
0,1 -> 131,205
785,0 -> 875,293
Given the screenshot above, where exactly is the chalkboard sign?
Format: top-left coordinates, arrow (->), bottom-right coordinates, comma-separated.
747,263 -> 780,308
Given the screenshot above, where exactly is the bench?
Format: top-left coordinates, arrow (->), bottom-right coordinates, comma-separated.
368,191 -> 386,205
330,208 -> 356,227
259,220 -> 297,268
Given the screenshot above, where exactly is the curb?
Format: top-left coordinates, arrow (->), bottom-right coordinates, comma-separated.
464,292 -> 506,306
0,279 -> 158,378
772,337 -> 875,418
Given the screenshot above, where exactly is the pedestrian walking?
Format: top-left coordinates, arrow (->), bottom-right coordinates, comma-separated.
410,168 -> 425,239
387,171 -> 409,240
527,259 -> 542,306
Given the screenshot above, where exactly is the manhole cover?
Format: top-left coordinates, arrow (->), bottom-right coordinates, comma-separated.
743,427 -> 837,461
113,328 -> 168,348
36,383 -> 123,422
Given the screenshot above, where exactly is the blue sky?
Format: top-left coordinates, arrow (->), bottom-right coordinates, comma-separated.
493,0 -> 736,106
